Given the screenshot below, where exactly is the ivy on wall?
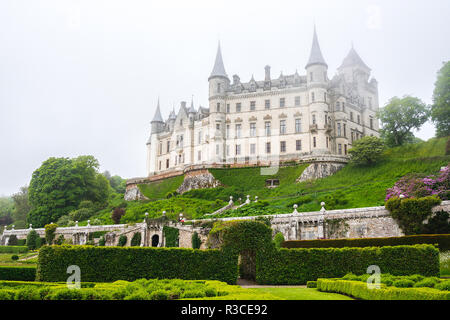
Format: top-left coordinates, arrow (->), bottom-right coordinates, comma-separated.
163,226 -> 179,247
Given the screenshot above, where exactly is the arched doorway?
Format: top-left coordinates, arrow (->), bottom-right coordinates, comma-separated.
151,234 -> 159,247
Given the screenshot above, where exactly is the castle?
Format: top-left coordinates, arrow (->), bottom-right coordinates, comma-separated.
146,28 -> 380,176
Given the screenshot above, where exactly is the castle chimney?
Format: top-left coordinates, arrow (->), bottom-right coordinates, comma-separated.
264,65 -> 271,81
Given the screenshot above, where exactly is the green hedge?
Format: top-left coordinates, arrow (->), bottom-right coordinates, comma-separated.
317,279 -> 450,300
256,244 -> 440,285
0,246 -> 29,254
36,245 -> 238,284
282,234 -> 450,251
0,266 -> 36,281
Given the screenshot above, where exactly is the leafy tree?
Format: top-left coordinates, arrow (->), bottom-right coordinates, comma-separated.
111,207 -> 125,224
11,186 -> 31,225
431,61 -> 450,137
348,136 -> 385,165
0,197 -> 14,226
377,96 -> 430,147
44,223 -> 58,245
103,171 -> 126,194
26,229 -> 39,250
28,156 -> 110,227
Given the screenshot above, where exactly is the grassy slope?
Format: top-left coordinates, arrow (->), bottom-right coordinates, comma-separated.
138,175 -> 185,200
252,287 -> 353,300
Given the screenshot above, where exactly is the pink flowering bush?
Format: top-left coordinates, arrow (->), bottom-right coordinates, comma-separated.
385,165 -> 450,201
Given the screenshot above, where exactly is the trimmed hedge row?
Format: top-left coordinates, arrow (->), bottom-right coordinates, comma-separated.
0,246 -> 29,254
256,244 -> 440,285
282,234 -> 450,251
0,266 -> 36,281
36,245 -> 238,284
317,279 -> 450,300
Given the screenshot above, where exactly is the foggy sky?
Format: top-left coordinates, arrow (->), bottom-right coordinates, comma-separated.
1,0 -> 449,196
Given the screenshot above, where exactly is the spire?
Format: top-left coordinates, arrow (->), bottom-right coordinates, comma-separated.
151,98 -> 164,123
339,46 -> 371,71
305,25 -> 327,69
209,41 -> 228,80
188,96 -> 196,113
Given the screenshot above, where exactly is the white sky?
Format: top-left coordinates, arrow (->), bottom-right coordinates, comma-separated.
0,0 -> 449,196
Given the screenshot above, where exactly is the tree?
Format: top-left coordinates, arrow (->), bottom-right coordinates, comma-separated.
103,171 -> 126,194
44,223 -> 58,245
348,136 -> 385,165
11,186 -> 31,226
111,207 -> 125,224
377,96 -> 430,147
28,156 -> 110,227
431,61 -> 450,137
0,197 -> 14,226
26,229 -> 39,250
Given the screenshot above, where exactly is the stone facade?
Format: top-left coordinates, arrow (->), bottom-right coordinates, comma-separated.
176,169 -> 222,194
145,28 -> 380,177
297,161 -> 346,182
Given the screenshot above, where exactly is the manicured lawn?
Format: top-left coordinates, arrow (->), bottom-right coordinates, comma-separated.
0,253 -> 38,266
252,287 -> 353,300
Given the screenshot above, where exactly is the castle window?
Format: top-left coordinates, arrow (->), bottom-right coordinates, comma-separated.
338,144 -> 342,155
357,115 -> 361,124
198,151 -> 201,161
280,141 -> 286,153
280,98 -> 285,108
265,99 -> 270,109
337,123 -> 341,136
159,161 -> 161,170
236,103 -> 241,112
295,119 -> 301,133
344,144 -> 348,155
226,124 -> 230,138
324,92 -> 327,102
350,112 -> 354,121
216,103 -> 220,112
326,136 -> 329,148
216,123 -> 220,131
216,144 -> 220,155
343,124 -> 347,137
342,102 -> 345,112
250,143 -> 256,154
226,145 -> 230,156
295,96 -> 300,106
250,101 -> 256,111
311,92 -> 315,102
226,104 -> 230,113
351,131 -> 355,142
336,101 -> 340,111
370,118 -> 373,129
266,142 -> 271,154
236,144 -> 241,155
310,72 -> 313,82
313,136 -> 317,147
217,83 -> 221,93
159,143 -> 162,155
296,140 -> 302,151
250,123 -> 256,137
167,141 -> 170,153
166,159 -> 169,168
312,114 -> 316,125
198,131 -> 202,144
235,124 -> 242,138
280,120 -> 286,135
265,121 -> 271,136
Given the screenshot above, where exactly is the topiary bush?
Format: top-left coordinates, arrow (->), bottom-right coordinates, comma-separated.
273,232 -> 285,249
191,232 -> 202,249
393,279 -> 415,288
26,230 -> 39,250
11,255 -> 19,261
130,233 -> 142,247
44,223 -> 58,245
118,235 -> 127,247
163,226 -> 179,247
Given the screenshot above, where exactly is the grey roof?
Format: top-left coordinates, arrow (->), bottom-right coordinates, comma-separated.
168,107 -> 176,120
151,99 -> 164,123
339,47 -> 371,71
209,42 -> 228,79
305,26 -> 327,69
188,99 -> 196,113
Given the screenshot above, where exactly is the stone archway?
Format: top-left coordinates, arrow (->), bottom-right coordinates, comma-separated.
151,234 -> 159,247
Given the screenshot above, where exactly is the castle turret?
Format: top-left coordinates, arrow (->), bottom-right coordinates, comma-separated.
305,25 -> 328,84
208,42 -> 228,163
338,46 -> 371,84
151,98 -> 165,134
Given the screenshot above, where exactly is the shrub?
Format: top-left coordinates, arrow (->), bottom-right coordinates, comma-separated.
98,237 -> 106,246
150,289 -> 169,300
273,232 -> 285,249
69,208 -> 92,222
26,230 -> 39,250
348,136 -> 385,165
130,233 -> 142,247
393,279 -> 415,288
306,281 -> 317,288
435,280 -> 450,291
282,234 -> 450,251
191,232 -> 202,249
385,196 -> 442,235
256,244 -> 440,285
54,235 -> 65,245
414,278 -> 439,288
0,266 -> 36,281
8,235 -> 18,246
0,246 -> 28,254
44,223 -> 58,245
36,246 -> 238,284
118,235 -> 127,247
11,255 -> 19,261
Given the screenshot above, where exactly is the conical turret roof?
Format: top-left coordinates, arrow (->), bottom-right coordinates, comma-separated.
151,98 -> 164,123
188,98 -> 196,113
209,42 -> 228,79
339,46 -> 371,71
305,26 -> 327,69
